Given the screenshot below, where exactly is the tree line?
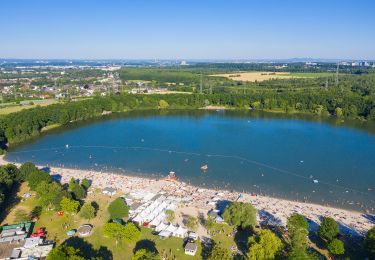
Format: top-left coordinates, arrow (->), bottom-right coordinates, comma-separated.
0,92 -> 374,147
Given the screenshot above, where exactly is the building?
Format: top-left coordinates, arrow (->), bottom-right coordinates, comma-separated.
207,210 -> 224,223
102,187 -> 116,196
8,237 -> 54,259
184,242 -> 198,256
0,222 -> 32,244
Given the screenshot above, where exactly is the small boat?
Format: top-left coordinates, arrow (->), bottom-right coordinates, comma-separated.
200,164 -> 208,171
313,179 -> 319,184
65,144 -> 69,148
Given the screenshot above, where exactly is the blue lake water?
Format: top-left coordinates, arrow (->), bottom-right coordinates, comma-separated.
6,110 -> 375,212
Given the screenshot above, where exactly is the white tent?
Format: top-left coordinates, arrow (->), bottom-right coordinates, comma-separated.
158,230 -> 172,238
174,225 -> 187,238
165,224 -> 178,233
155,222 -> 168,232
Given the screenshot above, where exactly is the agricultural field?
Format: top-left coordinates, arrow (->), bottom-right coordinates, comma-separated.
211,72 -> 334,82
0,99 -> 59,116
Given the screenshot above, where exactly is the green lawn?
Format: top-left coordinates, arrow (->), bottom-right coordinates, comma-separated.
0,99 -> 59,115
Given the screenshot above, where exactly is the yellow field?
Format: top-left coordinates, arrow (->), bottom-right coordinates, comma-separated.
211,72 -> 293,82
0,99 -> 58,116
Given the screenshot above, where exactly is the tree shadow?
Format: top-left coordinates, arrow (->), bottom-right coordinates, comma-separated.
362,214 -> 375,224
215,199 -> 231,212
0,182 -> 22,224
234,227 -> 253,256
91,201 -> 99,216
62,236 -> 113,260
133,239 -> 158,254
200,238 -> 214,260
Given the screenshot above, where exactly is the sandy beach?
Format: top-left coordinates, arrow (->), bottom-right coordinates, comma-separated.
0,155 -> 372,237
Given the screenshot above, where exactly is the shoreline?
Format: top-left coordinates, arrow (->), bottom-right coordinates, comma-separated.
0,155 -> 373,236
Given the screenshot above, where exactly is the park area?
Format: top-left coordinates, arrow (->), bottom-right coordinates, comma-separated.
0,183 -> 238,260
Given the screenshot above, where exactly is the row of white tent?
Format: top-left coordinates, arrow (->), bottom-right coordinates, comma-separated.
132,195 -> 177,226
155,223 -> 188,238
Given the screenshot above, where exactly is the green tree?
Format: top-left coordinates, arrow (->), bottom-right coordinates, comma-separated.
68,178 -> 77,191
318,217 -> 339,242
104,222 -> 127,245
365,226 -> 375,259
60,197 -> 80,215
208,244 -> 231,260
158,99 -> 169,109
248,229 -> 283,260
81,178 -> 90,190
287,214 -> 308,235
186,215 -> 198,231
124,222 -> 141,242
103,222 -> 140,245
36,181 -> 64,209
335,107 -> 344,117
132,249 -> 158,260
72,184 -> 86,200
47,245 -> 84,260
165,209 -> 175,223
205,216 -> 215,232
108,197 -> 129,219
223,201 -> 257,229
26,170 -> 52,190
19,162 -> 39,181
327,238 -> 345,255
287,214 -> 309,258
79,203 -> 96,220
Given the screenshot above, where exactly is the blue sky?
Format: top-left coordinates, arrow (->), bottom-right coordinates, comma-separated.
0,0 -> 374,59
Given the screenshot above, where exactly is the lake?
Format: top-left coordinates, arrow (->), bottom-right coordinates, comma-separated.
5,110 -> 375,212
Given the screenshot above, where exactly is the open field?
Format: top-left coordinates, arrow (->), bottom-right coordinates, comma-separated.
0,99 -> 59,115
211,72 -> 334,82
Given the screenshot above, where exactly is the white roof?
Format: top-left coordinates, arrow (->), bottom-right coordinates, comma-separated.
165,224 -> 178,233
24,237 -> 42,248
155,222 -> 168,232
174,226 -> 187,236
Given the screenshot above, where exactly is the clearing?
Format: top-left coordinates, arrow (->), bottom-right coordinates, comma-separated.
211,72 -> 333,82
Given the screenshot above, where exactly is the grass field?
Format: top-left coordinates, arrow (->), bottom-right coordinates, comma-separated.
210,72 -> 334,82
0,99 -> 59,115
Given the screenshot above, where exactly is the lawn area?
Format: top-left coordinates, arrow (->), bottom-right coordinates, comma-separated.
0,99 -> 59,115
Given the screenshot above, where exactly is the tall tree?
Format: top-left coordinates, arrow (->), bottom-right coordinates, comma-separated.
108,197 -> 129,219
132,248 -> 158,260
47,245 -> 84,260
248,229 -> 283,260
207,244 -> 231,260
60,197 -> 80,215
318,217 -> 339,242
365,226 -> 375,259
223,201 -> 257,229
80,203 -> 96,220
